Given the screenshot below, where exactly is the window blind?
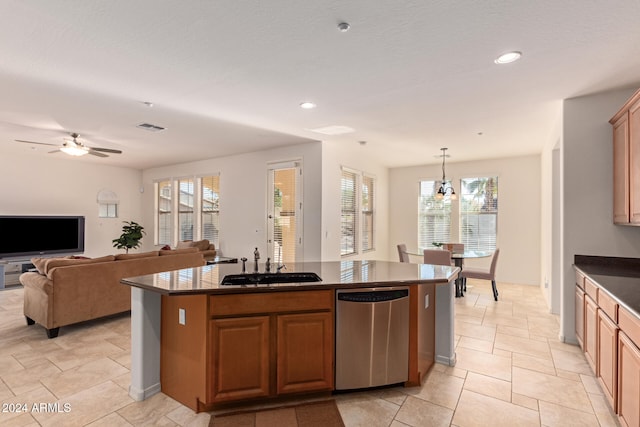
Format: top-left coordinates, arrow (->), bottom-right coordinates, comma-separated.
157,180 -> 172,245
460,177 -> 498,251
201,175 -> 220,246
418,180 -> 452,249
178,178 -> 195,241
361,175 -> 375,251
341,169 -> 357,256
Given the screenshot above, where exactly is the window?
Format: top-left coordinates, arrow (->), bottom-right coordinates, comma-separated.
157,180 -> 172,245
201,175 -> 220,245
340,169 -> 357,256
361,175 -> 375,251
340,167 -> 376,256
155,175 -> 220,247
178,178 -> 194,241
99,203 -> 118,218
418,180 -> 452,249
460,176 -> 498,251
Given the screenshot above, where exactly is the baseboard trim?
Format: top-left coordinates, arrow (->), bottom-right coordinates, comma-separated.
129,382 -> 161,401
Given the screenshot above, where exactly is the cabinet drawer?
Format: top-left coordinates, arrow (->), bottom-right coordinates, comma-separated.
210,290 -> 334,317
585,278 -> 599,300
575,270 -> 586,290
619,307 -> 640,347
598,290 -> 619,323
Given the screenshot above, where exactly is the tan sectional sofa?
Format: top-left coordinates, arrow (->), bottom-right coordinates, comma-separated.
19,248 -> 206,338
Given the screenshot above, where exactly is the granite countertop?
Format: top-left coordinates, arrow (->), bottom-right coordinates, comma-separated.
121,260 -> 460,295
574,255 -> 640,318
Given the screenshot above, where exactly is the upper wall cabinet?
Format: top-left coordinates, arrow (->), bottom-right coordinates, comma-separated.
610,88 -> 640,225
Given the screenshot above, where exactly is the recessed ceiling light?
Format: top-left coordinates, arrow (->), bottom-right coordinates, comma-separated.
338,22 -> 350,32
494,51 -> 522,64
300,102 -> 316,109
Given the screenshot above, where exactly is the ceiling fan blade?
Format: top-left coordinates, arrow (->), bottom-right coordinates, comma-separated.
89,147 -> 122,154
15,139 -> 59,147
48,149 -> 60,154
88,150 -> 108,158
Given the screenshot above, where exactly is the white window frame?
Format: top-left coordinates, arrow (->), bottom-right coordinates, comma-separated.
418,180 -> 452,250
340,166 -> 376,257
154,173 -> 221,247
459,175 -> 498,252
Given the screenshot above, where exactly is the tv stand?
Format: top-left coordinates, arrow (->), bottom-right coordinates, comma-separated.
0,260 -> 35,289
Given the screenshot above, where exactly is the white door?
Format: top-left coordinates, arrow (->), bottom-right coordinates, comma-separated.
267,161 -> 302,265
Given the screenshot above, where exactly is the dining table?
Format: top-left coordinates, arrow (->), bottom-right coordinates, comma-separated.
407,248 -> 494,297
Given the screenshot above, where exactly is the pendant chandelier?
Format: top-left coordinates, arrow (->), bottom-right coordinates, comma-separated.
435,147 -> 457,200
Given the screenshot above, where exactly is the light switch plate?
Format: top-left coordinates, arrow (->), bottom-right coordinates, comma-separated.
179,308 -> 186,325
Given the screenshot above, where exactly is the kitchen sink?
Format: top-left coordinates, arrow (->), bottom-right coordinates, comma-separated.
220,272 -> 322,286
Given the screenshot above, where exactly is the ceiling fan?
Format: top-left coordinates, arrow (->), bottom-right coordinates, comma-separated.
15,132 -> 122,157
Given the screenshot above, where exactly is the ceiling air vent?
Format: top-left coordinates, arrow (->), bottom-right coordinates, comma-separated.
136,123 -> 166,132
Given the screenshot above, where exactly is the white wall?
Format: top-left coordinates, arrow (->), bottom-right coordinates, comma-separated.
0,152 -> 143,257
142,142 -> 323,261
561,86 -> 640,342
321,141 -> 389,262
389,155 -> 542,286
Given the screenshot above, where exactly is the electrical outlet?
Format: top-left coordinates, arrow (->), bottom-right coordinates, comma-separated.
179,308 -> 186,325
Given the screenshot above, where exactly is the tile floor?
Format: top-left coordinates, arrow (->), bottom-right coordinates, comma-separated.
0,280 -> 620,426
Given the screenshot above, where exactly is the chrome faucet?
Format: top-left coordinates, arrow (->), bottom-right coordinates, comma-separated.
265,257 -> 271,273
253,247 -> 260,273
240,257 -> 247,273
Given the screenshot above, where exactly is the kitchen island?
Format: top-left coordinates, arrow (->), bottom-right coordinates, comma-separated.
121,260 -> 459,412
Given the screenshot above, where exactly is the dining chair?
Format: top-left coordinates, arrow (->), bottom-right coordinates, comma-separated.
459,249 -> 500,301
397,244 -> 410,263
423,249 -> 452,266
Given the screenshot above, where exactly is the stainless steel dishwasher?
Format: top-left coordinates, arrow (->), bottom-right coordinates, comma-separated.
335,287 -> 410,390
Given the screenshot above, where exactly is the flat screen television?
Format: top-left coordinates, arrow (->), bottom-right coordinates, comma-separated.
0,215 -> 85,259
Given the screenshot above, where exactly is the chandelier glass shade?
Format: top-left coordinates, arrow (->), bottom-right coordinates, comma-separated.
435,148 -> 457,200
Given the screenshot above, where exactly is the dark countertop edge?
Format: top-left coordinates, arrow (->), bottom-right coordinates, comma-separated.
573,265 -> 640,320
120,269 -> 460,296
574,255 -> 640,277
573,254 -> 640,319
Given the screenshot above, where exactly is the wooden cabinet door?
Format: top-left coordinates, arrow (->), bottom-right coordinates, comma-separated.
629,97 -> 640,223
209,316 -> 270,402
613,112 -> 630,224
618,332 -> 640,427
584,295 -> 598,372
597,309 -> 618,409
276,312 -> 334,394
575,285 -> 585,349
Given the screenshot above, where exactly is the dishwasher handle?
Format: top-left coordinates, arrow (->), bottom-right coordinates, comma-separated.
337,288 -> 409,303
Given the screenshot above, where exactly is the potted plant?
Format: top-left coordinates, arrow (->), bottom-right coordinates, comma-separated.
112,221 -> 146,253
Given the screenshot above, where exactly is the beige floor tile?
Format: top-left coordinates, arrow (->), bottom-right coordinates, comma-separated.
394,395 -> 453,427
512,366 -> 594,413
166,404 -> 212,427
551,348 -> 592,375
0,412 -> 40,426
86,412 -> 134,426
587,392 -> 621,427
463,372 -> 511,402
370,388 -> 408,406
538,400 -> 600,426
497,324 -> 530,338
454,346 -> 512,381
512,353 -> 556,376
117,392 -> 182,425
335,395 -> 400,427
455,322 -> 496,342
40,357 -> 128,399
494,333 -> 551,359
404,369 -> 463,410
457,336 -> 494,353
31,381 -> 133,426
511,392 -> 539,411
2,359 -> 62,396
580,374 -> 603,395
452,390 -> 539,427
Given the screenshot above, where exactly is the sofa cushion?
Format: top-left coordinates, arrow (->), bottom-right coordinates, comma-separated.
159,247 -> 199,256
115,251 -> 159,261
176,239 -> 210,251
45,255 -> 116,279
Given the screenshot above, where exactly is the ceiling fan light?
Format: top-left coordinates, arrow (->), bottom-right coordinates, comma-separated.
60,145 -> 89,156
